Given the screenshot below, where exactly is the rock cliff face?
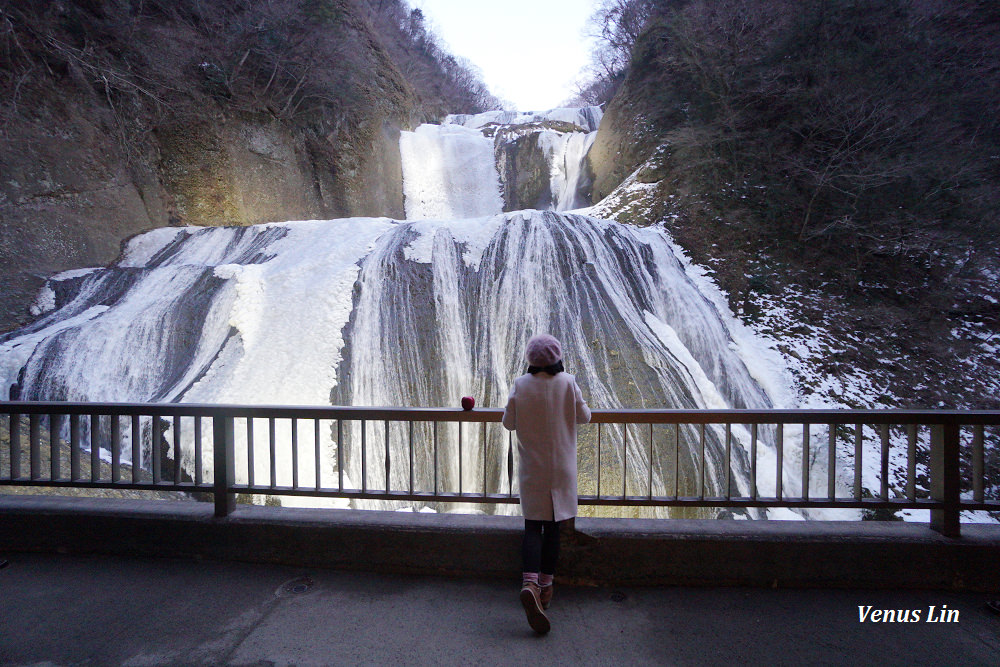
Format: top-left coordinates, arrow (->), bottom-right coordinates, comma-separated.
493,127 -> 555,211
0,0 -> 457,333
153,114 -> 408,227
1,96 -> 416,333
490,118 -> 600,212
587,82 -> 661,205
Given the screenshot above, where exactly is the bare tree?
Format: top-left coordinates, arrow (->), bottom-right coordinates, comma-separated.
789,93 -> 918,241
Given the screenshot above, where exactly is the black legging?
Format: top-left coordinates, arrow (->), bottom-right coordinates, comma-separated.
522,519 -> 561,575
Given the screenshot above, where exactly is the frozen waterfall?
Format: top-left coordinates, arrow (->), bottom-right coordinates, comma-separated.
402,106 -> 603,215
399,124 -> 504,219
0,105 -> 795,516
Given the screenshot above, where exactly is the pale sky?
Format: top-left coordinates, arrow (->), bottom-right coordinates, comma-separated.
414,0 -> 598,111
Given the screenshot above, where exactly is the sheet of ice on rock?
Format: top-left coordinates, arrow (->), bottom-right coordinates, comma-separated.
399,124 -> 503,219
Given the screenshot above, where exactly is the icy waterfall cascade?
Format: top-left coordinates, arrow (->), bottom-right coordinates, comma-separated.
536,129 -> 599,211
402,106 -> 604,217
331,211 -> 782,512
0,105 -> 795,515
399,123 -> 504,220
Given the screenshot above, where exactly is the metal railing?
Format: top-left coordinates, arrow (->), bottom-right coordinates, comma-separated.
1,402 -> 998,537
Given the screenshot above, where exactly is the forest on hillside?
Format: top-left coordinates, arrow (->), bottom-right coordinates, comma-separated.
0,0 -> 498,141
580,0 -> 999,284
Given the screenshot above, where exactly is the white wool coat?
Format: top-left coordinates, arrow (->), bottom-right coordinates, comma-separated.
502,372 -> 591,522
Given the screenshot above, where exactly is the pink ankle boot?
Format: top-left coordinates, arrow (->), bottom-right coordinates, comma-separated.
519,581 -> 550,634
539,584 -> 553,609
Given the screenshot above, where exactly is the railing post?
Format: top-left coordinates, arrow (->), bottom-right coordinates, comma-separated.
213,414 -> 236,517
929,423 -> 961,538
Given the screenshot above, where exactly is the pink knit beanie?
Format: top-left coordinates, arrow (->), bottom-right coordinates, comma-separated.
525,334 -> 562,367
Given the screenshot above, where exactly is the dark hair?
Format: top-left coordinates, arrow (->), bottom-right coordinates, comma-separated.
527,360 -> 564,375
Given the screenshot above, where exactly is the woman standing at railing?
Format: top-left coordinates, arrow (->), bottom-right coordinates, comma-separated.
502,334 -> 591,635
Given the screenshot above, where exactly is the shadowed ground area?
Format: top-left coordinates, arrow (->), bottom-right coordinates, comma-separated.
1,552 -> 999,666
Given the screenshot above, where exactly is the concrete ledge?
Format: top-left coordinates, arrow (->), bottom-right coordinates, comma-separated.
2,496 -> 999,591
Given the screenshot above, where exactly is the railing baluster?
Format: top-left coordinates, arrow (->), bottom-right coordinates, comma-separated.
337,419 -> 343,491
29,413 -> 40,480
245,418 -> 253,488
507,430 -> 513,497
776,423 -> 783,501
315,418 -> 322,490
699,423 -> 705,500
648,423 -> 653,499
596,423 -> 602,499
725,422 -> 731,499
292,418 -> 299,490
623,423 -> 628,498
674,423 -> 679,498
482,421 -> 487,497
90,414 -> 100,482
361,419 -> 367,493
70,413 -> 80,481
195,416 -> 203,486
433,421 -> 438,495
111,414 -> 121,483
906,424 -> 916,501
10,413 -> 21,479
801,423 -> 809,501
973,424 -> 984,503
827,424 -> 836,501
750,423 -> 757,500
269,417 -> 277,489
384,419 -> 390,492
854,423 -> 863,500
409,421 -> 415,495
49,414 -> 61,481
458,421 -> 463,496
880,424 -> 890,500
131,414 -> 140,483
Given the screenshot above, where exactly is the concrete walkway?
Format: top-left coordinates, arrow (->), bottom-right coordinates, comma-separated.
2,552 -> 999,666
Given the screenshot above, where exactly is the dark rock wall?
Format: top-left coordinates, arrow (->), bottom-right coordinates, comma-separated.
0,110 -> 411,333
493,120 -> 597,212
587,89 -> 657,205
0,108 -> 161,332
495,131 -> 551,212
0,64 -> 420,335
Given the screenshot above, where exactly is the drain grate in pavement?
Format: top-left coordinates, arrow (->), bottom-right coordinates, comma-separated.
276,576 -> 315,598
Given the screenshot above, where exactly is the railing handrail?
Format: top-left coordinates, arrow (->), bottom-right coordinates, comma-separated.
2,401 -> 997,538
3,401 -> 999,425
